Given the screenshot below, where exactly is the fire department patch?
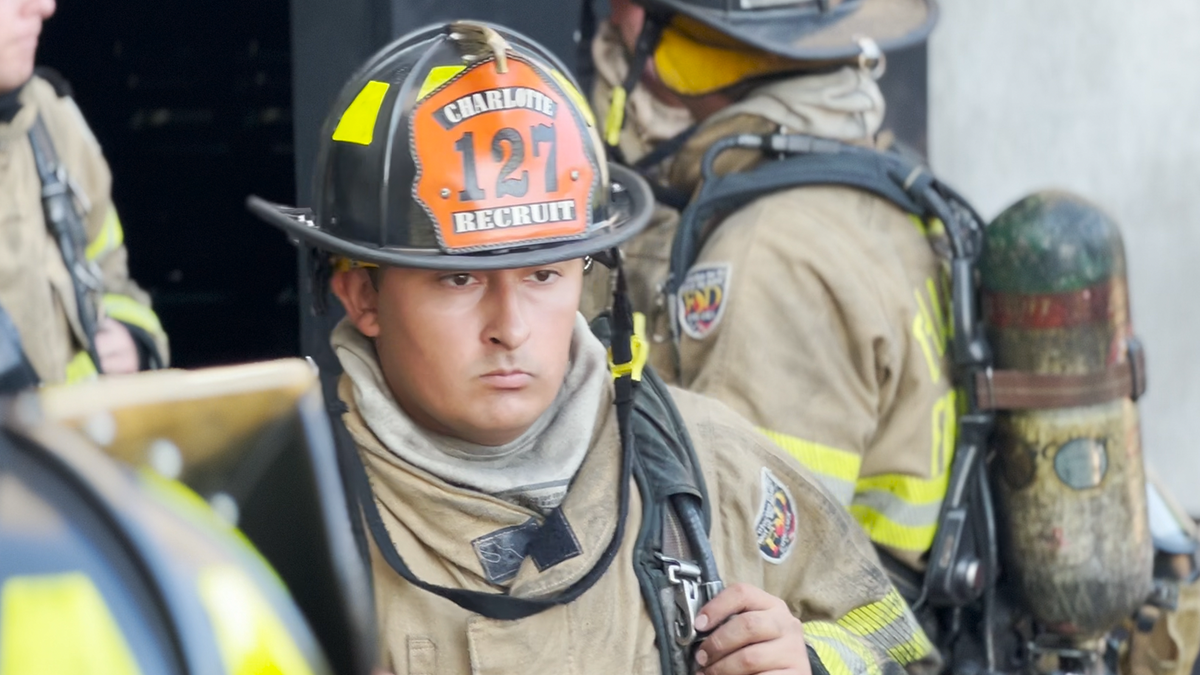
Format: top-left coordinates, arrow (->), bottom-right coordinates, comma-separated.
677,263 -> 731,340
754,467 -> 796,564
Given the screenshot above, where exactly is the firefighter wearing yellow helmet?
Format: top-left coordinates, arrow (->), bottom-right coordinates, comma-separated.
250,20 -> 935,675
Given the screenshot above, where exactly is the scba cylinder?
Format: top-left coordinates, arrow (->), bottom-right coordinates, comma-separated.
981,190 -> 1152,640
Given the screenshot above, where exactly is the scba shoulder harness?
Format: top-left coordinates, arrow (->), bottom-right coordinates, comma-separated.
663,133 -> 1000,614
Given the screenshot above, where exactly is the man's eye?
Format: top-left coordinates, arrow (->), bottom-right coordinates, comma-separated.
442,273 -> 473,287
531,269 -> 559,283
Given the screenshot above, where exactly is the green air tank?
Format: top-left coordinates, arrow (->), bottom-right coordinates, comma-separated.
981,190 -> 1152,640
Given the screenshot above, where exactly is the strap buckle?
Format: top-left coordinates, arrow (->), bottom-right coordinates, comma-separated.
657,553 -> 705,647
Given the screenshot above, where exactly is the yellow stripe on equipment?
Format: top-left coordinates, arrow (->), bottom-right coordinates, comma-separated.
103,294 -> 165,337
1,572 -> 142,675
199,566 -> 316,675
86,207 -> 126,261
416,66 -> 466,100
331,80 -> 391,146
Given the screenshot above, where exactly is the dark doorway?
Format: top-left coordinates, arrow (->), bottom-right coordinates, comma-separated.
37,0 -> 298,368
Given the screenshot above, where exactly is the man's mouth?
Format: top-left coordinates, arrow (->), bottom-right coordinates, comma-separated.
480,369 -> 533,389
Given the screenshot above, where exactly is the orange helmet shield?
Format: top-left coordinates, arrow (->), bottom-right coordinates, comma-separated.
412,55 -> 598,254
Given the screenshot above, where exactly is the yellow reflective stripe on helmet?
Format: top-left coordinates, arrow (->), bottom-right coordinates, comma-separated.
198,565 -> 316,675
331,80 -> 390,146
838,588 -> 935,666
805,620 -> 883,675
1,572 -> 142,675
549,69 -> 596,128
65,350 -> 99,384
416,65 -> 466,101
103,294 -> 164,337
86,207 -> 126,261
757,428 -> 859,504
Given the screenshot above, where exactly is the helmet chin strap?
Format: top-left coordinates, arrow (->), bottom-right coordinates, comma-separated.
603,15 -> 666,162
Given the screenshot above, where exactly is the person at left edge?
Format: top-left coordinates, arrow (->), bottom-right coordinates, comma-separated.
249,20 -> 936,675
0,0 -> 169,383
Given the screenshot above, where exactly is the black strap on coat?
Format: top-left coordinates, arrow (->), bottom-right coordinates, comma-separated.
28,115 -> 104,372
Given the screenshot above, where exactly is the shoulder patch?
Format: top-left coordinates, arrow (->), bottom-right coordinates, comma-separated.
677,263 -> 731,340
754,467 -> 797,564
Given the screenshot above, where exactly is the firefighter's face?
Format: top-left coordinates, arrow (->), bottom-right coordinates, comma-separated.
0,0 -> 55,93
334,260 -> 584,447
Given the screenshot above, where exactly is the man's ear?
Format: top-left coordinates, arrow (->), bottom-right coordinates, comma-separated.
330,269 -> 381,337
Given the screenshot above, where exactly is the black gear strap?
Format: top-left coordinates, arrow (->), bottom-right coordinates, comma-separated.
28,115 -> 104,373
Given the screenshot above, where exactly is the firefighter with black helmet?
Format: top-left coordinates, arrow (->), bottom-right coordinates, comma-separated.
249,20 -> 935,675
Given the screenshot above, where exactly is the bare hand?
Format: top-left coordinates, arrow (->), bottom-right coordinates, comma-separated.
693,583 -> 811,675
95,318 -> 139,374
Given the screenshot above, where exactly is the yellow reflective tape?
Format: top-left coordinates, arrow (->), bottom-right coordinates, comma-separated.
805,621 -> 883,675
854,469 -> 949,505
839,588 -> 935,666
65,350 -> 98,384
604,86 -> 627,146
758,428 -> 861,484
416,65 -> 466,100
103,294 -> 164,336
1,572 -> 142,675
86,207 -> 126,261
608,312 -> 648,381
911,291 -> 941,383
849,503 -> 940,552
331,80 -> 391,146
550,69 -> 596,127
198,566 -> 316,675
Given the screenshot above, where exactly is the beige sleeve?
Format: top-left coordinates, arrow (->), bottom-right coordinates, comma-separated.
49,92 -> 170,365
676,388 -> 938,674
672,188 -> 899,504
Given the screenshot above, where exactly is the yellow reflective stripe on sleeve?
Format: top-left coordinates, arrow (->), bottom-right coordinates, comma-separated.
604,86 -> 628,146
86,207 -> 126,261
198,565 -> 316,675
65,350 -> 99,384
838,588 -> 935,666
1,572 -> 142,675
331,80 -> 390,146
804,620 -> 883,675
103,293 -> 164,336
851,471 -> 948,552
758,428 -> 860,504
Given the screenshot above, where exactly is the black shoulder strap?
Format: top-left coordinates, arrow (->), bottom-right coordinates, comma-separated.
28,115 -> 104,371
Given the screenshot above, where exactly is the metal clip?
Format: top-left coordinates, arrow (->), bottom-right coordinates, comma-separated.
658,554 -> 705,647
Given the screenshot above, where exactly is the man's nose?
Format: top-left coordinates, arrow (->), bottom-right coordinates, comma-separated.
483,278 -> 531,349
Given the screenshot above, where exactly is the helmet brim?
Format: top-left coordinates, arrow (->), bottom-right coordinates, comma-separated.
653,0 -> 938,62
248,162 -> 654,271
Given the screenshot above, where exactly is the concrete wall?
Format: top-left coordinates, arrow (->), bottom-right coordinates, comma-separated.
929,2 -> 1200,513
